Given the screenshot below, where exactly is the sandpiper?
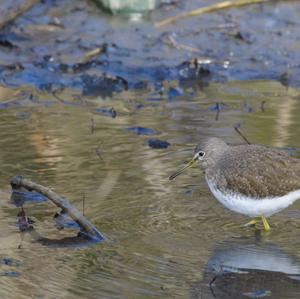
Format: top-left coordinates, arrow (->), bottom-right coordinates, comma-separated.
169,137 -> 300,231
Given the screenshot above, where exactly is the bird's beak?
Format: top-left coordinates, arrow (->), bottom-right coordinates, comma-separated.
169,157 -> 198,180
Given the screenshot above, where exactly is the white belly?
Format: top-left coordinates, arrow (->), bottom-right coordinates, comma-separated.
206,179 -> 300,217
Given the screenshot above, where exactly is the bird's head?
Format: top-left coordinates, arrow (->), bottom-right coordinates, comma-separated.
169,137 -> 228,180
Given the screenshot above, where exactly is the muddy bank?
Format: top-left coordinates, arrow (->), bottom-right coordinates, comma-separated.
0,0 -> 300,95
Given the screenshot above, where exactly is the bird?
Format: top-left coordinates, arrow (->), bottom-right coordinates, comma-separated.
169,137 -> 300,231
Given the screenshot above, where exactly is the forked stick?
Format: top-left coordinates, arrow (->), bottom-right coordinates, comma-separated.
11,175 -> 105,242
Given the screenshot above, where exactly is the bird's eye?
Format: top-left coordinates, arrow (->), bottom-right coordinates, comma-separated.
197,151 -> 205,158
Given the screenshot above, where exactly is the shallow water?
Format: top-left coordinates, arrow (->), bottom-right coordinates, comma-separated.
1,80 -> 300,298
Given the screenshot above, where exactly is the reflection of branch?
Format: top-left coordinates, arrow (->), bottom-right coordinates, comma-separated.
11,176 -> 105,242
18,205 -> 94,247
155,0 -> 269,27
26,228 -> 95,247
260,100 -> 266,112
234,124 -> 251,144
215,103 -> 220,121
90,118 -> 95,134
209,275 -> 217,298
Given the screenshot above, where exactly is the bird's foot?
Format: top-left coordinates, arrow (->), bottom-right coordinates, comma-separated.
243,216 -> 270,231
243,218 -> 259,228
261,215 -> 270,231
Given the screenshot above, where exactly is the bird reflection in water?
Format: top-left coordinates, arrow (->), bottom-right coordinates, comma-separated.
192,232 -> 300,299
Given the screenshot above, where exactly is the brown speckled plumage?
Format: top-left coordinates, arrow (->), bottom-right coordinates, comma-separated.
200,138 -> 300,199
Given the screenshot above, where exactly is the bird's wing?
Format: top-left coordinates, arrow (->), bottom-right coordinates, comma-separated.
213,145 -> 300,198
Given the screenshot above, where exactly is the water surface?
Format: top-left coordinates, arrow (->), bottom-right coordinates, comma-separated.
0,81 -> 300,298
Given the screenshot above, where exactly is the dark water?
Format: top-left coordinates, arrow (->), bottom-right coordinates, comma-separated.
1,80 -> 300,298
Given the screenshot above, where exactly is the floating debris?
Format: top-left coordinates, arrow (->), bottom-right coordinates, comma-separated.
0,271 -> 21,278
82,44 -> 107,63
125,127 -> 160,135
244,289 -> 271,298
183,189 -> 194,195
95,107 -> 117,118
147,139 -> 170,149
168,87 -> 184,99
232,31 -> 254,44
0,258 -> 20,267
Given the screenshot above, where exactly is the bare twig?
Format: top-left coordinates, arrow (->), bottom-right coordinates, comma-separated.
90,118 -> 95,134
155,0 -> 270,27
82,193 -> 85,216
11,176 -> 105,242
209,275 -> 217,298
95,143 -> 103,160
18,233 -> 24,249
260,100 -> 266,112
234,124 -> 251,144
0,0 -> 40,31
215,103 -> 220,121
166,35 -> 201,53
82,46 -> 107,63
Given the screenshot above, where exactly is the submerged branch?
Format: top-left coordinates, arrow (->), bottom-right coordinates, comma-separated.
155,0 -> 271,27
11,176 -> 105,242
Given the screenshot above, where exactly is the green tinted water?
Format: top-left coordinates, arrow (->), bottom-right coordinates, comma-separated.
0,81 -> 300,298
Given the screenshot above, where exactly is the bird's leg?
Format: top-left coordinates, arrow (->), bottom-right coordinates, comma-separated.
261,215 -> 270,231
244,218 -> 259,227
